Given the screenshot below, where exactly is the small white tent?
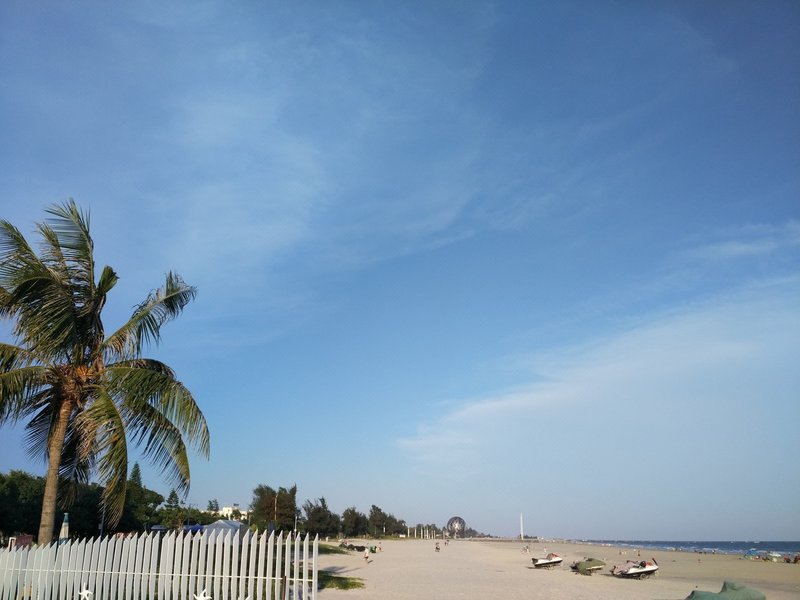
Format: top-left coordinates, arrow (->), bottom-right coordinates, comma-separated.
204,519 -> 250,537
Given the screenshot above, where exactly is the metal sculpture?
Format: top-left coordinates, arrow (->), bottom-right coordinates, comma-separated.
446,516 -> 466,538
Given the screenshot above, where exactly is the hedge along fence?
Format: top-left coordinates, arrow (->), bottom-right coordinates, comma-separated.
0,529 -> 319,600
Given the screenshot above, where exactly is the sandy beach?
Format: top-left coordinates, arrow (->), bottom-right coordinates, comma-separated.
317,539 -> 800,600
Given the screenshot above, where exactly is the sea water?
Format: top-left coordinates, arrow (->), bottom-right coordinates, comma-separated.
583,540 -> 800,556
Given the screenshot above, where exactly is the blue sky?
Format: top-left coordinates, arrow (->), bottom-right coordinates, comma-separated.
1,1 -> 798,540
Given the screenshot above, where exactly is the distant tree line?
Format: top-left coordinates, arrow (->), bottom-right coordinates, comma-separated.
1,468 -> 478,543
246,483 -> 408,538
0,465 -> 164,541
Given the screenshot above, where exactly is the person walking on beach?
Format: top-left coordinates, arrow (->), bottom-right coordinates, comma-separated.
364,548 -> 370,562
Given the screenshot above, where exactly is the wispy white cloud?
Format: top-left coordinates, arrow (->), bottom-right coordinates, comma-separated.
543,219 -> 800,341
123,9 -> 494,284
680,221 -> 800,263
167,94 -> 282,151
397,275 -> 800,483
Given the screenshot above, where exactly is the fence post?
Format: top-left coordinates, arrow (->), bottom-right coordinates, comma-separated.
313,534 -> 319,600
0,527 -> 319,599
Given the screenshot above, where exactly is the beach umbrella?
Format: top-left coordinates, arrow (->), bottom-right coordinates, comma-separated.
58,513 -> 69,543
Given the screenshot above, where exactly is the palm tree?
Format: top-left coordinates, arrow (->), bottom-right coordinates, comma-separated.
0,200 -> 210,544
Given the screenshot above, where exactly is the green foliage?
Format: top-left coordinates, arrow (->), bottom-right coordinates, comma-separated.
0,469 -> 164,538
368,504 -> 406,537
192,507 -> 217,526
116,463 -> 163,532
463,526 -> 485,537
317,543 -> 351,555
155,500 -> 183,528
165,489 -> 181,510
207,499 -> 219,513
0,470 -> 44,535
249,484 -> 298,532
66,483 -> 102,537
130,464 -> 143,487
318,571 -> 364,590
1,468 -> 436,543
157,506 -> 185,530
155,503 -> 216,530
301,497 -> 340,537
341,506 -> 368,537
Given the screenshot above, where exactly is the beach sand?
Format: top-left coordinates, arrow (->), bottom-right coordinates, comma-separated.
317,539 -> 800,599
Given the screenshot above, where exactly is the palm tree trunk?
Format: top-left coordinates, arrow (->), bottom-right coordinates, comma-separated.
37,399 -> 73,544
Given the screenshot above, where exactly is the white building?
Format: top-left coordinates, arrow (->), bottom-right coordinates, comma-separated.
219,503 -> 250,520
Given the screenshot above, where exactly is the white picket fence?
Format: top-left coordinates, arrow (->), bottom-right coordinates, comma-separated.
0,529 -> 318,600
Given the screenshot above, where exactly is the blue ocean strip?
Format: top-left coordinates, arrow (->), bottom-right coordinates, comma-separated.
577,540 -> 800,556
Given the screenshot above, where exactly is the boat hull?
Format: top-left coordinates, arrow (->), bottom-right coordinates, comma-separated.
531,557 -> 563,569
611,560 -> 659,579
615,566 -> 658,579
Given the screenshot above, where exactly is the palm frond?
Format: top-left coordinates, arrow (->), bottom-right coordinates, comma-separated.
0,286 -> 11,311
0,220 -> 40,283
59,412 -> 97,484
81,390 -> 128,527
108,361 -> 210,457
0,364 -> 50,422
43,200 -> 95,287
39,203 -> 105,357
123,399 -> 192,497
0,222 -> 61,333
38,222 -> 96,330
10,273 -> 79,360
96,265 -> 119,298
114,358 -> 176,376
81,265 -> 118,358
23,390 -> 62,460
0,341 -> 36,370
35,225 -> 70,281
0,235 -> 81,360
104,273 -> 197,359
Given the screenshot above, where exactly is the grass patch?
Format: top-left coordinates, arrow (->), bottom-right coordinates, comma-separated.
318,570 -> 365,590
317,543 -> 352,555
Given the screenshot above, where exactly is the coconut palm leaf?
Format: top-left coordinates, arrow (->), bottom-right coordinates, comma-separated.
81,390 -> 129,525
0,221 -> 39,282
109,361 -> 210,455
0,361 -> 49,420
104,273 -> 196,360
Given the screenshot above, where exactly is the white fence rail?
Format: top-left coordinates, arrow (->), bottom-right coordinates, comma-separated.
0,529 -> 318,600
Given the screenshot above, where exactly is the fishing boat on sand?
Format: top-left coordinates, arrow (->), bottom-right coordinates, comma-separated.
611,558 -> 659,579
531,553 -> 563,569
